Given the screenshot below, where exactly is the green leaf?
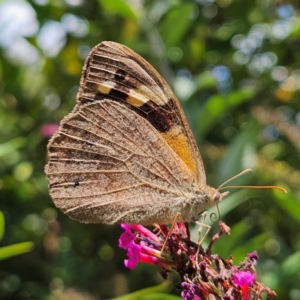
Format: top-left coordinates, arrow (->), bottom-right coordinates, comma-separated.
195,71 -> 218,91
217,121 -> 261,185
0,137 -> 25,158
281,251 -> 300,276
13,161 -> 34,182
99,0 -> 138,21
109,281 -> 173,300
0,211 -> 4,242
0,242 -> 34,260
195,88 -> 255,137
143,293 -> 182,300
212,218 -> 250,256
191,208 -> 268,261
273,189 -> 300,224
230,233 -> 270,263
160,4 -> 196,47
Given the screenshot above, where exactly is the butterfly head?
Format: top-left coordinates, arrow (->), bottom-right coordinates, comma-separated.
188,169 -> 286,223
205,185 -> 229,206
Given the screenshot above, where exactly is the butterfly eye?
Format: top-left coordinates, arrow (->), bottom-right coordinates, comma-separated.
214,190 -> 221,202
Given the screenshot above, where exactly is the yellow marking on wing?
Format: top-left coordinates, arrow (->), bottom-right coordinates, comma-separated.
97,81 -> 116,94
127,88 -> 149,107
127,85 -> 168,107
160,126 -> 197,175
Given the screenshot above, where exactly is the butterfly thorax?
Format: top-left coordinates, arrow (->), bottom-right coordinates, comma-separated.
180,185 -> 224,222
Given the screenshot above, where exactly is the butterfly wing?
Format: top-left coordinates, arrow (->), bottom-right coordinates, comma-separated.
77,41 -> 206,186
45,41 -> 207,224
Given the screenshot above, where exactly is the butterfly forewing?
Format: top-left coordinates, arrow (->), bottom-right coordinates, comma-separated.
45,41 -> 208,224
78,42 -> 205,184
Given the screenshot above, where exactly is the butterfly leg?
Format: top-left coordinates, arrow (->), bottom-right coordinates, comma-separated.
196,212 -> 211,245
160,212 -> 184,253
194,212 -> 211,269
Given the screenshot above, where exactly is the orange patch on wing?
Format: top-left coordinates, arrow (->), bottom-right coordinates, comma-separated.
160,126 -> 197,175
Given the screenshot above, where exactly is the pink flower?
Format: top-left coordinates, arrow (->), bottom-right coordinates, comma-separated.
119,224 -> 135,249
233,271 -> 256,300
233,271 -> 256,286
119,221 -> 276,299
181,282 -> 202,300
125,243 -> 141,269
119,223 -> 174,270
248,251 -> 259,265
41,124 -> 59,137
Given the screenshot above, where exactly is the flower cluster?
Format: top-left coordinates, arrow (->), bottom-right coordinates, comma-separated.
119,221 -> 276,300
119,223 -> 174,270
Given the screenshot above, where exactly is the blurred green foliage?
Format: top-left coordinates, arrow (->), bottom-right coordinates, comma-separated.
1,0 -> 300,299
0,210 -> 34,261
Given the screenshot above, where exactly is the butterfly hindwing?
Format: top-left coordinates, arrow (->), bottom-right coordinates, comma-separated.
46,100 -> 197,224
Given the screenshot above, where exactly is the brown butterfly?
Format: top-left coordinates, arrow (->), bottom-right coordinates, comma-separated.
45,41 -> 285,225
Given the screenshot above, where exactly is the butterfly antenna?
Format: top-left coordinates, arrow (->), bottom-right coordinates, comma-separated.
217,169 -> 252,189
217,168 -> 287,193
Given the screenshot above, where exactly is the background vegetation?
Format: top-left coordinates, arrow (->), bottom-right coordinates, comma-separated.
1,0 -> 300,299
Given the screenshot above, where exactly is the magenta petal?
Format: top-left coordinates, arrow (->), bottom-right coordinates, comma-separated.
140,243 -> 163,258
124,243 -> 141,269
121,224 -> 131,231
130,224 -> 160,243
119,231 -> 134,249
248,251 -> 259,266
233,271 -> 256,287
124,258 -> 138,269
